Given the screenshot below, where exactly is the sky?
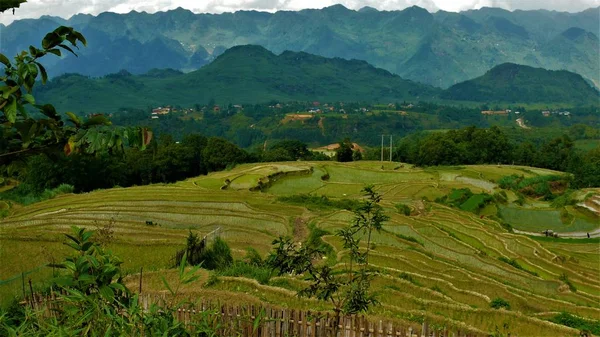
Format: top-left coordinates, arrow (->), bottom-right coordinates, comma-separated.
1,0 -> 599,25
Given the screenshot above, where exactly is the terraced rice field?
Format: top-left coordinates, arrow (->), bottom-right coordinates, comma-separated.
1,162 -> 598,336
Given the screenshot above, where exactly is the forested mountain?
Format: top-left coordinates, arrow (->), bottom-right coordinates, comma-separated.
3,5 -> 599,88
441,63 -> 600,104
34,45 -> 439,113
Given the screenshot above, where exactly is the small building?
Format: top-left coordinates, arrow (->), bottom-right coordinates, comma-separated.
542,111 -> 550,117
213,105 -> 221,113
312,101 -> 320,107
152,107 -> 171,115
481,110 -> 508,115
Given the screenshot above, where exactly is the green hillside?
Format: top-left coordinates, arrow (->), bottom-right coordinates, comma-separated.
35,45 -> 439,113
4,6 -> 599,88
440,63 -> 600,104
1,162 -> 598,335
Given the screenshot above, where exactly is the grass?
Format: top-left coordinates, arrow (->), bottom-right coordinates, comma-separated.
0,161 -> 597,336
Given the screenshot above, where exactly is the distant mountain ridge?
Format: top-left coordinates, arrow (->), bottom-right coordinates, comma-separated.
441,63 -> 599,104
4,5 -> 599,88
34,45 -> 439,113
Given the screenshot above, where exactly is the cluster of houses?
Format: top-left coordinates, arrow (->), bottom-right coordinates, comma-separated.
541,110 -> 570,117
480,109 -> 515,115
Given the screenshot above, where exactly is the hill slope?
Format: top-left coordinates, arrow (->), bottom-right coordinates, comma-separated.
35,45 -> 439,113
4,6 -> 599,88
1,162 -> 598,335
440,63 -> 600,104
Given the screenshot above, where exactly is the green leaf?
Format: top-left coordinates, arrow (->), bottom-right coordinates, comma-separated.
4,97 -> 17,123
34,62 -> 48,84
46,48 -> 61,57
58,43 -> 77,57
66,112 -> 82,127
0,54 -> 10,66
22,94 -> 35,105
42,32 -> 62,50
98,285 -> 115,302
161,276 -> 174,296
83,115 -> 111,128
36,104 -> 58,119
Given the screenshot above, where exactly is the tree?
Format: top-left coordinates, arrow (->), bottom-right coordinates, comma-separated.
202,137 -> 247,171
267,186 -> 387,333
0,24 -> 152,176
335,138 -> 354,162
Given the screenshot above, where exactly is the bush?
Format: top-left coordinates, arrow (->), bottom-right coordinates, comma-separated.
200,237 -> 233,270
498,257 -> 538,277
244,247 -> 263,266
278,194 -> 359,211
219,262 -> 272,285
395,203 -> 411,216
490,297 -> 511,310
559,273 -> 577,292
549,312 -> 600,335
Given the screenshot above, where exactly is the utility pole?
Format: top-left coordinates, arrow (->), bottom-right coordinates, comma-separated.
381,135 -> 384,162
389,135 -> 393,162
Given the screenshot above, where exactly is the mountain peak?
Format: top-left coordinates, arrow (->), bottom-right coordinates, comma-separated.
442,63 -> 598,104
358,6 -> 378,13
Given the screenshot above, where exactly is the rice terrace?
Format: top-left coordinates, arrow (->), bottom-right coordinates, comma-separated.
1,161 -> 598,336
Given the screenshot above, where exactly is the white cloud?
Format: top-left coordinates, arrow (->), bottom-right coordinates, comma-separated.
1,0 -> 598,25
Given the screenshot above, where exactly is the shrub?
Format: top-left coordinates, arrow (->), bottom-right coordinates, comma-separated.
200,237 -> 233,270
559,273 -> 577,292
219,262 -> 272,285
498,257 -> 538,277
549,312 -> 600,335
490,297 -> 511,310
244,247 -> 263,266
395,203 -> 411,216
278,194 -> 359,211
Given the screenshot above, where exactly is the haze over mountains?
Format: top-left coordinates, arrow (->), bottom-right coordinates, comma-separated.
3,5 -> 599,88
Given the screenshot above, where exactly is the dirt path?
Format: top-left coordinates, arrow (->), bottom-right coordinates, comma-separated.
516,118 -> 530,129
514,228 -> 600,239
293,213 -> 311,242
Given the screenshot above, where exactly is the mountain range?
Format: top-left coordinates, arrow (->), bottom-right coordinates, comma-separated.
3,5 -> 599,88
33,45 -> 598,113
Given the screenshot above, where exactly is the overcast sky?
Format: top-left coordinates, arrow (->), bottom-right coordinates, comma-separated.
1,0 -> 598,25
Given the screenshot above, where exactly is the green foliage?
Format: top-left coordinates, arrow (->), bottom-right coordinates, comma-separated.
549,312 -> 600,335
267,186 -> 386,316
198,237 -> 234,271
335,139 -> 354,162
490,298 -> 511,310
0,227 -> 213,336
395,203 -> 411,216
559,273 -> 577,292
399,272 -> 420,286
0,26 -> 151,176
277,194 -> 360,211
0,183 -> 73,205
498,257 -> 539,277
498,174 -> 569,199
437,188 -> 493,213
387,231 -> 424,246
219,262 -> 272,285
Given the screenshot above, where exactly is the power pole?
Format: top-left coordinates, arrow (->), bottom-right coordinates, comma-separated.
381,135 -> 384,162
389,135 -> 393,162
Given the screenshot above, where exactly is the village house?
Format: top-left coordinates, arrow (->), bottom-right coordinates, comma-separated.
152,106 -> 171,115
213,105 -> 221,113
481,110 -> 509,115
542,111 -> 550,117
